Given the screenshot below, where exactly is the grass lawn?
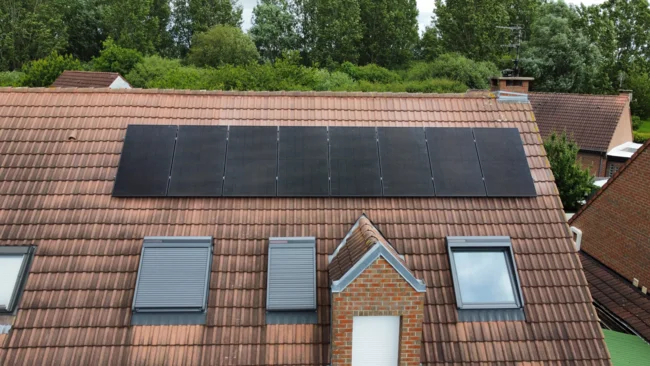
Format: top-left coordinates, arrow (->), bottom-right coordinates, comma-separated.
637,119 -> 650,133
634,119 -> 650,142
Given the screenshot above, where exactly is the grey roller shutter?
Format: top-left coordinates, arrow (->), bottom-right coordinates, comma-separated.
266,237 -> 317,311
133,237 -> 212,312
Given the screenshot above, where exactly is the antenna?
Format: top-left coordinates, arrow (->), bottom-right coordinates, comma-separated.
497,25 -> 523,77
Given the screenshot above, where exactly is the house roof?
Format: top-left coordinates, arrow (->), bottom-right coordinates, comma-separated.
529,92 -> 628,152
579,252 -> 650,342
0,88 -> 608,365
51,71 -> 128,88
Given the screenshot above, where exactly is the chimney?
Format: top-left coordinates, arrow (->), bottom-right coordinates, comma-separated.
490,76 -> 534,93
619,89 -> 633,102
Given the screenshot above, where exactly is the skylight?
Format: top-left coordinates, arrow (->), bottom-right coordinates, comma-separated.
0,247 -> 34,313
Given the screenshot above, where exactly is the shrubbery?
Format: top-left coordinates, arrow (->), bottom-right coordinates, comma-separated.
0,72 -> 25,87
21,52 -> 83,87
339,62 -> 401,83
187,25 -> 260,68
91,39 -> 144,76
405,53 -> 499,89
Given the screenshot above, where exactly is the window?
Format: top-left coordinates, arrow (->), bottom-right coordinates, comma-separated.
447,237 -> 523,310
352,316 -> 400,366
132,237 -> 212,325
266,237 -> 317,324
506,80 -> 524,87
0,246 -> 34,313
607,163 -> 620,177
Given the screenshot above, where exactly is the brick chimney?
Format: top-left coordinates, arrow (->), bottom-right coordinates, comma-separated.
490,76 -> 534,93
328,216 -> 426,366
619,89 -> 633,101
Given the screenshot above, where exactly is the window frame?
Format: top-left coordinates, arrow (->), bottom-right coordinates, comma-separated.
0,246 -> 35,314
447,237 -> 524,310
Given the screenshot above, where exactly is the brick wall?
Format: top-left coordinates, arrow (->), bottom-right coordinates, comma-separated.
578,151 -> 606,176
572,145 -> 650,288
330,257 -> 424,366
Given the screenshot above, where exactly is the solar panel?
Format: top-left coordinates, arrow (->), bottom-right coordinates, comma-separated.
473,128 -> 536,197
223,126 -> 278,196
377,127 -> 434,196
277,127 -> 329,196
329,127 -> 382,196
425,128 -> 486,197
113,125 -> 177,197
168,126 -> 227,196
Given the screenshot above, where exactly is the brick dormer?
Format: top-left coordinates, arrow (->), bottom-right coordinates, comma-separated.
490,76 -> 533,93
328,215 -> 426,366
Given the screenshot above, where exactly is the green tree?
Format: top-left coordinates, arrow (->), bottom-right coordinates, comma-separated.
433,0 -> 510,61
102,0 -> 160,54
125,55 -> 183,88
544,132 -> 595,212
250,0 -> 300,63
416,26 -> 443,61
92,39 -> 144,76
626,67 -> 650,119
300,0 -> 363,66
187,25 -> 259,67
0,0 -> 68,71
170,0 -> 243,56
357,0 -> 419,67
521,3 -> 609,94
21,51 -> 82,87
405,53 -> 498,89
62,0 -> 104,61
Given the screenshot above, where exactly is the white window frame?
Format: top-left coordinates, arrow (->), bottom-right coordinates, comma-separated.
0,246 -> 34,313
447,236 -> 524,310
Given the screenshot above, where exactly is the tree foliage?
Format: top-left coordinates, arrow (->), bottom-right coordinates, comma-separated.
521,2 -> 609,94
357,0 -> 419,67
91,39 -> 144,76
406,53 -> 499,89
187,25 -> 259,67
250,0 -> 300,63
21,51 -> 82,87
544,132 -> 595,212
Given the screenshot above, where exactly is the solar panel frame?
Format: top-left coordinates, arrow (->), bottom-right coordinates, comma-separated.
168,126 -> 228,197
277,127 -> 329,197
223,126 -> 278,196
425,127 -> 487,197
328,127 -> 382,197
377,127 -> 435,197
473,128 -> 537,197
113,125 -> 178,197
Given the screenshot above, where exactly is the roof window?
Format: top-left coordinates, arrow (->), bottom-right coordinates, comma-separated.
132,236 -> 212,325
447,236 -> 525,321
266,237 -> 317,324
0,246 -> 34,314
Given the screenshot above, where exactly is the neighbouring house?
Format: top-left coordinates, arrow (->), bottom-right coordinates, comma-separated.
492,77 -> 634,177
568,140 -> 650,364
0,88 -> 610,365
51,70 -> 132,89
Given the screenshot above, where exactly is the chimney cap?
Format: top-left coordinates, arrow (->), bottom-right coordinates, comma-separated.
619,89 -> 633,94
491,76 -> 534,81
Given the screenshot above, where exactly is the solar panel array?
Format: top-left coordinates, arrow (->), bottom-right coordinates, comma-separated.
113,125 -> 536,197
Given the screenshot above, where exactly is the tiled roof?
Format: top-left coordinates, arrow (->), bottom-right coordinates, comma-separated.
0,88 -> 609,365
529,92 -> 628,152
579,252 -> 650,342
328,215 -> 407,282
51,71 -> 127,88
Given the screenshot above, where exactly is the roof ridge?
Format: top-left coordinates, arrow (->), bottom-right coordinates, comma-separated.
0,87 -> 496,99
569,139 -> 650,224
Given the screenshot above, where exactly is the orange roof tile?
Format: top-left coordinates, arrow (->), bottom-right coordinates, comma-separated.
529,92 -> 628,152
0,88 -> 609,365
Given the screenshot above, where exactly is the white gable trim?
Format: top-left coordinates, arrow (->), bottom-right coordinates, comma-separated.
331,243 -> 426,293
109,76 -> 132,89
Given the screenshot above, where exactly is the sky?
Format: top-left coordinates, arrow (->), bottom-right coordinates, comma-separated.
239,0 -> 607,34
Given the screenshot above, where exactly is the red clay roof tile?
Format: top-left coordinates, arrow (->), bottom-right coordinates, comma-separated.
51,71 -> 128,88
0,88 -> 608,365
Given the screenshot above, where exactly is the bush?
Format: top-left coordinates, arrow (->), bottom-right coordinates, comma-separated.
187,25 -> 260,68
337,78 -> 467,93
340,62 -> 401,83
0,72 -> 25,87
125,56 -> 182,88
632,115 -> 642,130
92,38 -> 143,76
313,70 -> 356,91
633,131 -> 650,143
405,53 -> 499,89
21,52 -> 83,87
146,66 -> 214,90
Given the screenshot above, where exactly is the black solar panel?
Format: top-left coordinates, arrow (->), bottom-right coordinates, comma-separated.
168,126 -> 227,196
277,127 -> 329,196
473,128 -> 536,197
113,125 -> 177,197
329,127 -> 382,196
426,128 -> 486,197
377,127 -> 434,196
223,126 -> 278,196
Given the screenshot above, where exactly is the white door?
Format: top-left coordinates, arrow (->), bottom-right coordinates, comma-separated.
351,316 -> 400,366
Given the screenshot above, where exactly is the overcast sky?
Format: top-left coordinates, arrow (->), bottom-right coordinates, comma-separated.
239,0 -> 607,34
